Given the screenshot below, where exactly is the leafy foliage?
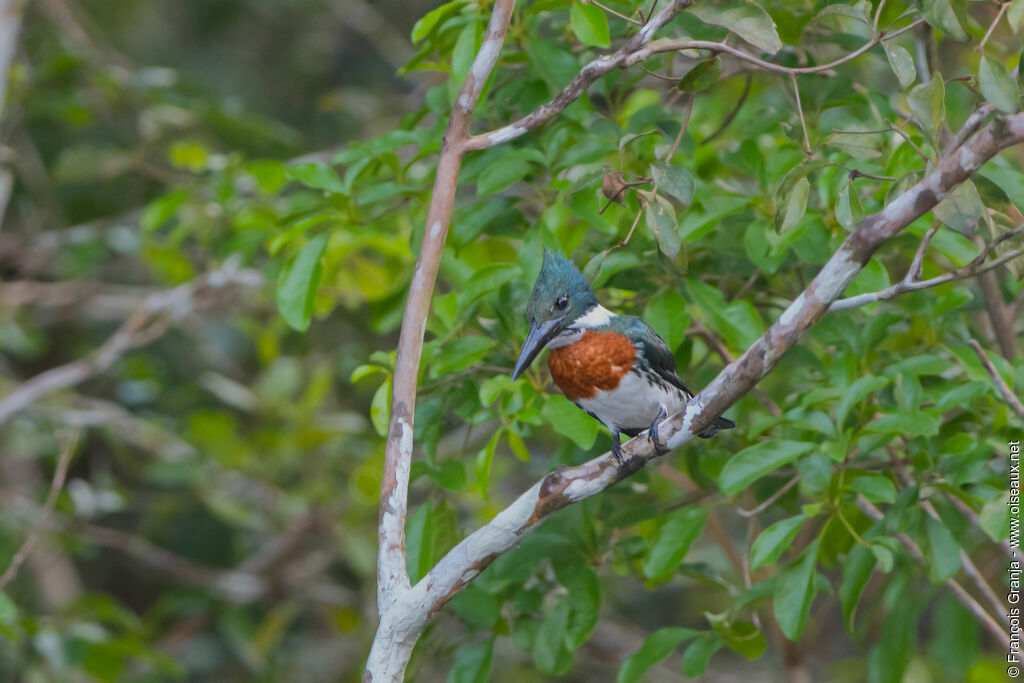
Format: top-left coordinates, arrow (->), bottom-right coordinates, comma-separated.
1,0 -> 1021,681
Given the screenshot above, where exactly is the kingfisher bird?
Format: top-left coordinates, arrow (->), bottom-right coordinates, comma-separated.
511,249 -> 735,464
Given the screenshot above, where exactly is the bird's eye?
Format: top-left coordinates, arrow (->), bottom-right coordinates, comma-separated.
555,295 -> 569,310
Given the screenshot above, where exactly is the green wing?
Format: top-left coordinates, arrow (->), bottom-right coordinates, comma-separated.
608,315 -> 694,397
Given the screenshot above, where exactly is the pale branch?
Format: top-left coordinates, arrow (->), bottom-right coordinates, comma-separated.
856,496 -> 1011,651
368,111 -> 1024,676
465,14 -> 923,151
918,499 -> 1008,627
969,338 -> 1024,421
0,429 -> 79,592
637,18 -> 924,77
370,2 -> 516,678
462,0 -> 693,151
0,260 -> 263,427
828,223 -> 1024,312
943,490 -> 1014,557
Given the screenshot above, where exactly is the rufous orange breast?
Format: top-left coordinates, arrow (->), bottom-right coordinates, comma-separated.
547,330 -> 636,401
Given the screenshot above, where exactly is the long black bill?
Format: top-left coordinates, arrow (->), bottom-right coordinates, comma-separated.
511,318 -> 562,380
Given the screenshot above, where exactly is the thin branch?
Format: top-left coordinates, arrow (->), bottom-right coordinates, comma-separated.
638,19 -> 924,77
665,93 -> 694,164
969,338 -> 1024,421
857,497 -> 1011,651
0,260 -> 263,427
0,429 -> 79,591
889,120 -> 931,162
828,224 -> 1024,312
977,2 -> 1009,53
790,74 -> 811,154
701,71 -> 752,145
943,490 -> 1014,557
736,475 -> 801,517
463,0 -> 693,151
591,0 -> 643,26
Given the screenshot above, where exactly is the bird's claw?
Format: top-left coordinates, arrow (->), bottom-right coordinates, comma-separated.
648,405 -> 669,453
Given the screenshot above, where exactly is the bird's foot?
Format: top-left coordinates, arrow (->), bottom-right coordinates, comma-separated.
648,405 -> 669,453
610,436 -> 625,466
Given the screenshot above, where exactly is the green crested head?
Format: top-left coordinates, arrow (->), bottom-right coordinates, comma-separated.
525,248 -> 598,326
512,249 -> 598,380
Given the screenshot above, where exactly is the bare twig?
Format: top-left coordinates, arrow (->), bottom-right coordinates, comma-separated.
736,475 -> 801,517
977,2 -> 1009,53
857,496 -> 1011,650
464,1 -> 694,151
969,338 -> 1024,421
701,71 -> 752,145
829,224 -> 1024,312
0,429 -> 79,591
0,261 -> 263,427
790,74 -> 811,154
591,0 -> 643,26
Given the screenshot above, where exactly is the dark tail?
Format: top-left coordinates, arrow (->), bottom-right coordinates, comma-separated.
697,415 -> 735,439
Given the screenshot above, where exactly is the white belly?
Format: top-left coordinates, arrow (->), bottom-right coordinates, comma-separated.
575,371 -> 689,433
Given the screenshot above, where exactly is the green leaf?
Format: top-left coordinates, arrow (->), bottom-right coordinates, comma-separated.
839,541 -> 876,632
778,176 -> 810,231
978,493 -> 1010,542
459,263 -> 523,306
979,56 -> 1020,113
643,506 -> 709,578
276,234 -> 329,331
412,1 -> 463,43
827,131 -> 882,159
618,627 -> 702,683
835,178 -> 862,231
476,429 -> 503,498
773,538 -> 820,640
680,633 -> 723,677
920,0 -> 968,41
750,514 -> 807,570
933,179 -> 983,236
287,162 -> 346,194
406,502 -> 435,583
570,3 -> 610,48
534,596 -> 571,674
651,162 -> 695,206
506,430 -> 531,462
645,196 -> 681,259
884,43 -> 916,89
541,395 -> 598,449
691,1 -> 783,55
907,75 -> 945,141
866,412 -> 940,436
431,336 -> 497,377
643,289 -> 690,351
141,189 -> 188,232
370,377 -> 391,437
834,375 -> 890,428
447,639 -> 493,683
719,440 -> 816,495
477,158 -> 532,195
848,473 -> 897,504
678,56 -> 722,92
718,619 -> 767,660
1010,0 -> 1024,32
924,515 -> 961,583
